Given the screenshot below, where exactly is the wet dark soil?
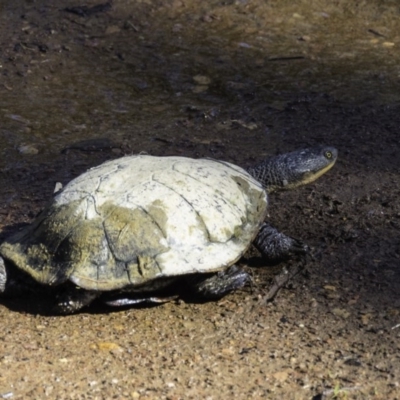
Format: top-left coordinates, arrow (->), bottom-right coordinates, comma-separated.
0,1 -> 400,398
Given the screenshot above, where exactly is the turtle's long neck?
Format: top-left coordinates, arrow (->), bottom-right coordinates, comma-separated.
246,154 -> 294,194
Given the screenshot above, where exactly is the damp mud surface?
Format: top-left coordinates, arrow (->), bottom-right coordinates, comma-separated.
0,0 -> 400,398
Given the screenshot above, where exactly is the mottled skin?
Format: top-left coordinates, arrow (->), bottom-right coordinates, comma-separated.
0,146 -> 337,313
247,147 -> 337,194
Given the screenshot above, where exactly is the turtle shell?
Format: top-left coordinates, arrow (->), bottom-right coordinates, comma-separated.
0,155 -> 268,291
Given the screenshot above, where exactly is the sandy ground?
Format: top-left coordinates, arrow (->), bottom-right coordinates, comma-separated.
0,0 -> 400,398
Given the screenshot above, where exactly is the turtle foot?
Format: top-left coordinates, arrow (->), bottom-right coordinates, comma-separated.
188,265 -> 250,300
53,287 -> 99,314
254,222 -> 309,262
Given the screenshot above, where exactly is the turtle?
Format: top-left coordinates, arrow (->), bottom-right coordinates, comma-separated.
0,146 -> 337,314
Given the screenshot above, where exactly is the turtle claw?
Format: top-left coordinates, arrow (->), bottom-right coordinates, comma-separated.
289,240 -> 310,258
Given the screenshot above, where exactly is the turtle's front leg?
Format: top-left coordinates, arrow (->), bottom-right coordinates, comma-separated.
53,286 -> 99,314
254,222 -> 309,262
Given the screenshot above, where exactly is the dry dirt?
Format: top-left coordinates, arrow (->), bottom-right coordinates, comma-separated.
0,0 -> 400,399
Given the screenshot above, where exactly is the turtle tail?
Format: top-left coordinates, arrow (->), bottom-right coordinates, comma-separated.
0,257 -> 6,293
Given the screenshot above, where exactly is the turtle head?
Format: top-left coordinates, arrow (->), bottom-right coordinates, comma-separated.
247,146 -> 338,193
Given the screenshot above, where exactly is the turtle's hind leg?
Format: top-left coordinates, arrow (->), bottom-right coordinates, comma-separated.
53,285 -> 99,314
188,265 -> 250,299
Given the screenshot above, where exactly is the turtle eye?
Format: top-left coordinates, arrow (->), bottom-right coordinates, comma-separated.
324,150 -> 333,159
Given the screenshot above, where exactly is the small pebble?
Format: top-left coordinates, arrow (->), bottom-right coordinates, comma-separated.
105,25 -> 120,35
332,308 -> 351,319
238,42 -> 252,48
18,144 -> 39,154
193,75 -> 211,85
